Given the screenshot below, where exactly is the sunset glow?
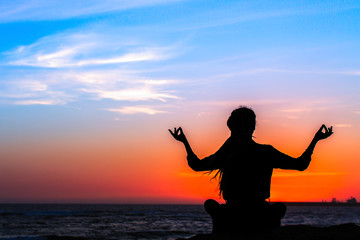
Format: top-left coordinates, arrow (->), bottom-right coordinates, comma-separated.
0,0 -> 359,204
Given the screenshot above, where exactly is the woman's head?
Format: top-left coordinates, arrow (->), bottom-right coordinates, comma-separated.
227,106 -> 256,136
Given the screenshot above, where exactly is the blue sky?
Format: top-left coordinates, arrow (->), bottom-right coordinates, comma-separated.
0,0 -> 359,140
1,1 -> 359,112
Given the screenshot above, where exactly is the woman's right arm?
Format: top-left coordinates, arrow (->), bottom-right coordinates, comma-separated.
169,127 -> 222,171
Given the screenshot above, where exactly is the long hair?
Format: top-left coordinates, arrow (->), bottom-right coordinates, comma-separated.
212,106 -> 256,198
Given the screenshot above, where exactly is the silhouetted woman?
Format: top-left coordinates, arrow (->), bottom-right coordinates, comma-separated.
169,106 -> 333,233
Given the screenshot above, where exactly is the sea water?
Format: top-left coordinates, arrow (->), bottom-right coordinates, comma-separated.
1,204 -> 360,240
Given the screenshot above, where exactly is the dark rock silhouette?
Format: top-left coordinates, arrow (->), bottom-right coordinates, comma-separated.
178,223 -> 360,240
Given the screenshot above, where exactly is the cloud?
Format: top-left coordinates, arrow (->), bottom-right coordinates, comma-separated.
107,106 -> 166,115
0,75 -> 73,105
74,48 -> 170,66
0,0 -> 185,22
0,69 -> 179,106
14,99 -> 66,105
85,89 -> 179,102
334,124 -> 352,128
0,24 -> 182,110
6,30 -> 177,68
190,99 -> 288,107
207,67 -> 360,80
279,106 -> 328,113
337,71 -> 360,76
9,45 -> 173,68
280,108 -> 312,113
20,81 -> 48,92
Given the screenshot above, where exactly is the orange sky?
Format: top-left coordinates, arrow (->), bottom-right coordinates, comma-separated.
1,104 -> 359,203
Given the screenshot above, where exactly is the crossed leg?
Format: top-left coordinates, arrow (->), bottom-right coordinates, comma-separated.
204,199 -> 287,233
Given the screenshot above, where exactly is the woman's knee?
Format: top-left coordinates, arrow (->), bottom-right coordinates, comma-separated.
204,199 -> 220,214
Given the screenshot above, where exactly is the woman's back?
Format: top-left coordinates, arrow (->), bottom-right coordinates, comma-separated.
219,139 -> 274,205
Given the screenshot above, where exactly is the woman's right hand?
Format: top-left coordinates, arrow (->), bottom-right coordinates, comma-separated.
169,127 -> 187,143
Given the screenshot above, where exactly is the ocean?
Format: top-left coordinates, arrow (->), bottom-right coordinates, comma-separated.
1,204 -> 360,240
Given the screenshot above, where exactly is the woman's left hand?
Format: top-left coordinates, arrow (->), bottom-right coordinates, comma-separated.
314,124 -> 333,141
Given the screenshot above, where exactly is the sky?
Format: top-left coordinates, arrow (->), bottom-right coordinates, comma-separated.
0,0 -> 359,203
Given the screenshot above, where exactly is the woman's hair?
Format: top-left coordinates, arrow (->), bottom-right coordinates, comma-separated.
212,106 -> 256,197
226,106 -> 256,134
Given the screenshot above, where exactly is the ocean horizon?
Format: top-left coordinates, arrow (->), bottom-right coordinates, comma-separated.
1,203 -> 360,240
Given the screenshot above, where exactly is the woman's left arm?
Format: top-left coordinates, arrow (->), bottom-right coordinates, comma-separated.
273,124 -> 333,171
296,124 -> 333,170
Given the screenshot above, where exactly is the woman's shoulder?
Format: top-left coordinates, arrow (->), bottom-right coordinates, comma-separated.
254,142 -> 277,151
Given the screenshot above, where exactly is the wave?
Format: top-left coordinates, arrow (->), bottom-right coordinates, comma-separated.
0,211 -> 85,217
0,236 -> 97,240
0,231 -> 192,240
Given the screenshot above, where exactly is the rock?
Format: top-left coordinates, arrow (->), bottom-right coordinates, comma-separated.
178,223 -> 360,240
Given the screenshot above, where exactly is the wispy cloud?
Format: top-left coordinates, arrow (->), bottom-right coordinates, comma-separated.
157,1 -> 359,32
107,106 -> 166,115
211,68 -> 360,80
0,24 -> 182,113
6,30 -> 177,68
83,88 -> 179,102
14,99 -> 66,105
0,0 -> 185,22
279,106 -> 328,113
9,45 -> 174,68
334,71 -> 360,76
334,124 -> 352,128
0,69 -> 180,108
171,9 -> 302,32
0,75 -> 73,105
280,108 -> 312,113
